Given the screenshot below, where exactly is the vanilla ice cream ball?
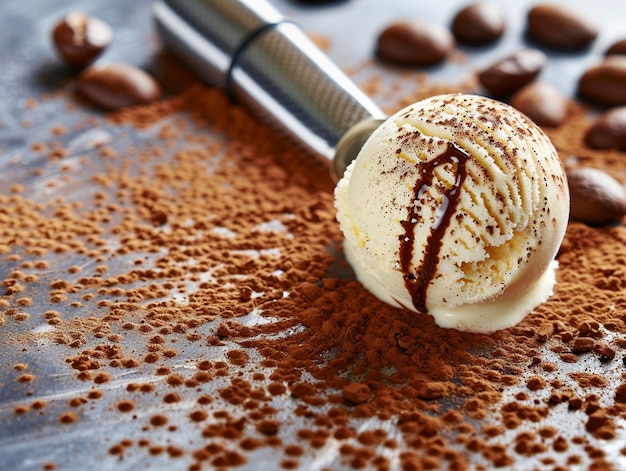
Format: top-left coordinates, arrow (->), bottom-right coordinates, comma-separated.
334,94 -> 569,333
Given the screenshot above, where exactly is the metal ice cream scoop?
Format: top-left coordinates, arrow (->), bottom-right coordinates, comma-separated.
152,0 -> 387,181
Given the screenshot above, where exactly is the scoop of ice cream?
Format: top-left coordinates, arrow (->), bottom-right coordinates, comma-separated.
334,94 -> 569,333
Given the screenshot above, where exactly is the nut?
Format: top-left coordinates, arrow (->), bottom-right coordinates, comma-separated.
526,3 -> 597,51
567,167 -> 626,226
585,107 -> 626,150
578,56 -> 626,106
76,64 -> 162,110
52,12 -> 113,67
478,48 -> 546,98
510,82 -> 568,127
376,20 -> 454,67
451,1 -> 505,46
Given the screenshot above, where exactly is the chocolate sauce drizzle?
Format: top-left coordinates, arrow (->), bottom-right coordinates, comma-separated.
399,143 -> 470,312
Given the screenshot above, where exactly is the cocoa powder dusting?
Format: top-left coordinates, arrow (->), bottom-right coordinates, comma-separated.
3,19 -> 626,471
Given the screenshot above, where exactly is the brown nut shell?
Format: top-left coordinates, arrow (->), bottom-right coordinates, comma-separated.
578,56 -> 626,107
478,48 -> 546,98
52,12 -> 113,67
567,168 -> 626,225
510,82 -> 568,128
76,64 -> 162,110
451,1 -> 505,46
585,107 -> 626,150
526,3 -> 598,51
376,20 -> 454,67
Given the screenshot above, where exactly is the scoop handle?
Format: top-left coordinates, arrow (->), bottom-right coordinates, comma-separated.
152,0 -> 386,179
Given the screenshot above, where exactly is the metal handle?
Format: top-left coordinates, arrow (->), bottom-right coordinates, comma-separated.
153,0 -> 386,180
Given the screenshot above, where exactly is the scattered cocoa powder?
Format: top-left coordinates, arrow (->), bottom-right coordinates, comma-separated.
69,397 -> 87,407
3,8 -> 626,471
342,382 -> 372,404
117,400 -> 135,412
149,415 -> 168,427
14,405 -> 29,415
16,374 -> 35,383
87,389 -> 103,400
59,411 -> 78,424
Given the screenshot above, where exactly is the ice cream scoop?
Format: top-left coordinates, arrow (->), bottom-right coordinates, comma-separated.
154,0 -> 570,333
335,94 -> 569,332
153,0 -> 386,181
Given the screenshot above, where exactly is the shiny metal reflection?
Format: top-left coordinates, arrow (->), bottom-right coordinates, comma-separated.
153,0 -> 387,180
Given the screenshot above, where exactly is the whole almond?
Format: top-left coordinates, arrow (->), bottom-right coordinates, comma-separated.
526,3 -> 597,51
376,20 -> 454,67
567,168 -> 626,225
76,64 -> 162,110
578,56 -> 626,106
451,1 -> 505,46
52,12 -> 113,67
478,48 -> 546,98
510,82 -> 568,127
585,107 -> 626,150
